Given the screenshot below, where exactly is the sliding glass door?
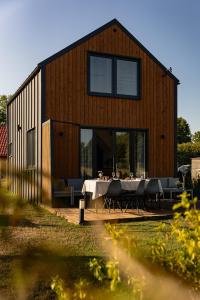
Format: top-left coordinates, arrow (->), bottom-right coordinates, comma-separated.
80,128 -> 147,178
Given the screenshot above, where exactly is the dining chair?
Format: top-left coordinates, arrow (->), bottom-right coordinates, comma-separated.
103,179 -> 123,213
124,179 -> 146,212
67,178 -> 84,206
53,178 -> 74,206
145,178 -> 162,209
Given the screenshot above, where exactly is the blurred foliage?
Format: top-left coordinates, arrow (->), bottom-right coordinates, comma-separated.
193,179 -> 200,198
51,201 -> 200,299
151,192 -> 200,289
177,142 -> 200,166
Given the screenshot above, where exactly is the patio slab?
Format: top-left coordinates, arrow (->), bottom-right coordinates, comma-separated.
41,205 -> 174,225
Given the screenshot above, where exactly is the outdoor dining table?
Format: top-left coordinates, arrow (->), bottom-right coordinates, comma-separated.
82,178 -> 143,200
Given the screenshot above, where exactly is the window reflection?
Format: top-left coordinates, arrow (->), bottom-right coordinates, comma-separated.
80,129 -> 93,178
134,131 -> 146,177
95,129 -> 113,177
90,56 -> 112,93
117,59 -> 138,96
115,132 -> 130,178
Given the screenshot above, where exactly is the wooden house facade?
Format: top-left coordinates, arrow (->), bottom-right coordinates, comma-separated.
7,19 -> 179,206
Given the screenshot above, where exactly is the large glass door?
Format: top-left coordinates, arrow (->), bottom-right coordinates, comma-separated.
80,128 -> 147,179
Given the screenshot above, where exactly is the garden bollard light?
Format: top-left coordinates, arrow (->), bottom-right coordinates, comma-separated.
79,199 -> 85,224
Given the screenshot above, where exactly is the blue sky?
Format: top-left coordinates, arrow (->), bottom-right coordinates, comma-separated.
0,0 -> 199,133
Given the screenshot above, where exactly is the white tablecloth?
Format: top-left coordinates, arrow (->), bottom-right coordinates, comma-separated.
82,179 -> 141,200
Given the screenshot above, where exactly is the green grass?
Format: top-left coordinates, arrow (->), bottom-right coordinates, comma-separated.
0,202 -> 167,299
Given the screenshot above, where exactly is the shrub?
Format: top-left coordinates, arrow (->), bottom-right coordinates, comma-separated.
177,142 -> 200,166
151,193 -> 200,289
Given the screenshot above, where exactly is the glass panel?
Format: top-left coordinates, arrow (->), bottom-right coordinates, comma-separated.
27,129 -> 35,167
95,129 -> 113,177
80,129 -> 93,178
115,132 -> 130,178
117,59 -> 138,96
90,56 -> 112,93
8,143 -> 12,157
134,131 -> 146,178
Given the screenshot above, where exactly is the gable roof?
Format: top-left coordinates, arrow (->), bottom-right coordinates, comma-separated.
39,18 -> 179,84
9,18 -> 179,104
0,125 -> 7,157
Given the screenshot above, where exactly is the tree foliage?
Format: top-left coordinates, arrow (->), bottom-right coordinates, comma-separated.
192,131 -> 200,143
177,142 -> 200,166
177,117 -> 191,144
151,194 -> 200,289
0,95 -> 11,124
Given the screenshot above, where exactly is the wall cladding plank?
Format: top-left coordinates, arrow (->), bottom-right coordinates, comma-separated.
42,120 -> 52,204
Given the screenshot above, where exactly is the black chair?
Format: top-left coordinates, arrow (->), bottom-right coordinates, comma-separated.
103,180 -> 123,213
67,178 -> 84,206
53,178 -> 74,206
124,179 -> 146,212
145,178 -> 162,209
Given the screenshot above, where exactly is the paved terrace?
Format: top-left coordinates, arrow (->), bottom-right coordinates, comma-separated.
41,199 -> 178,225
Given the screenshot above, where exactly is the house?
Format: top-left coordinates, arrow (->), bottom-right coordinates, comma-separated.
0,125 -> 7,179
7,19 -> 179,206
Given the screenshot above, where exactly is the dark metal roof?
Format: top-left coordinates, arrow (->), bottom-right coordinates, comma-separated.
8,18 -> 179,105
8,66 -> 40,105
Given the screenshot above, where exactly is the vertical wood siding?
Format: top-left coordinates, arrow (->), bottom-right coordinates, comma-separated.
42,120 -> 52,204
52,121 -> 79,179
7,71 -> 42,203
45,24 -> 177,177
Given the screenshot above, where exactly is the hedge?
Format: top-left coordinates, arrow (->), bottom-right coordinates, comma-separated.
177,142 -> 200,166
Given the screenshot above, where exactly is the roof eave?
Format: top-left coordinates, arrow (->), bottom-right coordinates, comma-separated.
7,65 -> 41,105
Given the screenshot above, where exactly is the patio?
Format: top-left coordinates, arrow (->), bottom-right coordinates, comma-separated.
42,198 -> 176,225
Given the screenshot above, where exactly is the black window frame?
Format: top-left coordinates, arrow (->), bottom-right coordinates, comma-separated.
26,128 -> 35,169
88,52 -> 141,99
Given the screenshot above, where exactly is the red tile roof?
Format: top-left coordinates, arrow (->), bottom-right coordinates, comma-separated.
0,125 -> 7,157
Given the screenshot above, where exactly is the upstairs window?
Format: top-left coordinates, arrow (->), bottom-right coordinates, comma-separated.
27,128 -> 35,168
117,59 -> 138,96
89,53 -> 140,99
90,56 -> 112,94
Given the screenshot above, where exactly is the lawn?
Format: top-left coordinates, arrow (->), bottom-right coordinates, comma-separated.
0,200 -> 166,300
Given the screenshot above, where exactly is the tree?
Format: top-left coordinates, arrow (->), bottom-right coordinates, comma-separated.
0,95 -> 11,124
177,117 -> 191,144
0,95 -> 7,124
177,142 -> 200,166
192,131 -> 200,143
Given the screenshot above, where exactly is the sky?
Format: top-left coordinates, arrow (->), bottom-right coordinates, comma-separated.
0,0 -> 199,133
